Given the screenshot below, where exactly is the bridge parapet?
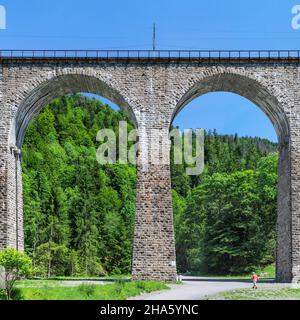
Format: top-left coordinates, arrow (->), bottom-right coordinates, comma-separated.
0,49 -> 300,64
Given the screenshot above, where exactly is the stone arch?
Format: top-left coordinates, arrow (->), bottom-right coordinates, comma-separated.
171,69 -> 290,145
10,72 -> 138,148
170,69 -> 292,282
4,70 -> 139,257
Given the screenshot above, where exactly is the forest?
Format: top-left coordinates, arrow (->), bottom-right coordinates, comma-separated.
22,94 -> 278,277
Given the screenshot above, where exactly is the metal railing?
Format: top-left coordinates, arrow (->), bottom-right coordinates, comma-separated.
0,50 -> 299,61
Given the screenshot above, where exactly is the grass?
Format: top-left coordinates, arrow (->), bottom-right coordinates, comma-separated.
209,287 -> 300,300
187,264 -> 275,280
255,264 -> 275,278
16,279 -> 65,288
46,274 -> 131,281
15,275 -> 131,288
3,280 -> 168,300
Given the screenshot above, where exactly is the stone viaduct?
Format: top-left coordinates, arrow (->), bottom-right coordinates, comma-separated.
0,50 -> 299,283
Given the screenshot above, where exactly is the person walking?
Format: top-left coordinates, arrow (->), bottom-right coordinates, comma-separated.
251,272 -> 259,289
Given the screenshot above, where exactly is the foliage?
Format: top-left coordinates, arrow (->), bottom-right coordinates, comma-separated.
0,248 -> 32,300
174,154 -> 278,274
4,281 -> 168,300
34,242 -> 81,277
23,94 -> 136,277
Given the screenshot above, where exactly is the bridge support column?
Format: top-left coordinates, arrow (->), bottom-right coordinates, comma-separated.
277,90 -> 300,283
132,124 -> 177,281
289,125 -> 300,283
0,152 -> 8,250
276,140 -> 293,282
0,146 -> 24,251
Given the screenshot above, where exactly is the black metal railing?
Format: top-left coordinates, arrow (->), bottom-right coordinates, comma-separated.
0,50 -> 300,61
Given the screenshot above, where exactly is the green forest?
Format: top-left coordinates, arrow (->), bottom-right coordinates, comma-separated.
22,94 -> 278,277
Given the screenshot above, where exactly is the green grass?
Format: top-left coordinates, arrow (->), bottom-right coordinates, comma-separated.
210,287 -> 300,300
255,264 -> 275,278
5,281 -> 168,300
16,274 -> 131,288
16,279 -> 65,288
188,264 -> 275,279
46,274 -> 131,281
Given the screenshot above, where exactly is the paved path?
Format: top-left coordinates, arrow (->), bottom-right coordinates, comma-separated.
130,276 -> 286,300
58,280 -> 114,287
55,277 -> 289,300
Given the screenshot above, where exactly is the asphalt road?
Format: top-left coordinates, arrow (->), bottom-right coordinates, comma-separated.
55,276 -> 287,300
130,276 -> 283,300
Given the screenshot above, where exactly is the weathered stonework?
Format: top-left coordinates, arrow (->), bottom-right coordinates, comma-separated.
0,57 -> 299,282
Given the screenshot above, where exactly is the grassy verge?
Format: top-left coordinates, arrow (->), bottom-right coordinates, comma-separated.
16,279 -> 65,288
208,287 -> 300,300
16,275 -> 130,288
187,264 -> 275,279
3,281 -> 168,300
46,274 -> 131,281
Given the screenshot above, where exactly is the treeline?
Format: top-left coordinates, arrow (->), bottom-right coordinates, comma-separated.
22,94 -> 278,276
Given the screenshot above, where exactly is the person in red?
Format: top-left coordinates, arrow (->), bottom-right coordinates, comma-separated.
251,272 -> 259,289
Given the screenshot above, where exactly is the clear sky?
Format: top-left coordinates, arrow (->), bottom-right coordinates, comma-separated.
1,0 -> 299,141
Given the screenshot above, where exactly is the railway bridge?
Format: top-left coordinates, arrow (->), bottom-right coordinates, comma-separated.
0,50 -> 299,282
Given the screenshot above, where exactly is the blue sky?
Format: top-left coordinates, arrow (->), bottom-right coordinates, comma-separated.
1,0 -> 300,141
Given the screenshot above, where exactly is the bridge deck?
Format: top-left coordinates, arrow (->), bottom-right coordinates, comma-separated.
0,50 -> 300,64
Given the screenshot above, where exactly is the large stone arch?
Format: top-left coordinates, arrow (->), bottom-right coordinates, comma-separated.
9,72 -> 138,149
171,69 -> 290,143
4,71 -> 138,255
170,69 -> 292,282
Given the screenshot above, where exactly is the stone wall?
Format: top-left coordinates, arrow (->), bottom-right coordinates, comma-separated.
0,58 -> 299,282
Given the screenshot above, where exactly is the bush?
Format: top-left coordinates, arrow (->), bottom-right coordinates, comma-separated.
136,281 -> 146,291
10,288 -> 24,300
0,248 -> 32,300
0,289 -> 6,300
